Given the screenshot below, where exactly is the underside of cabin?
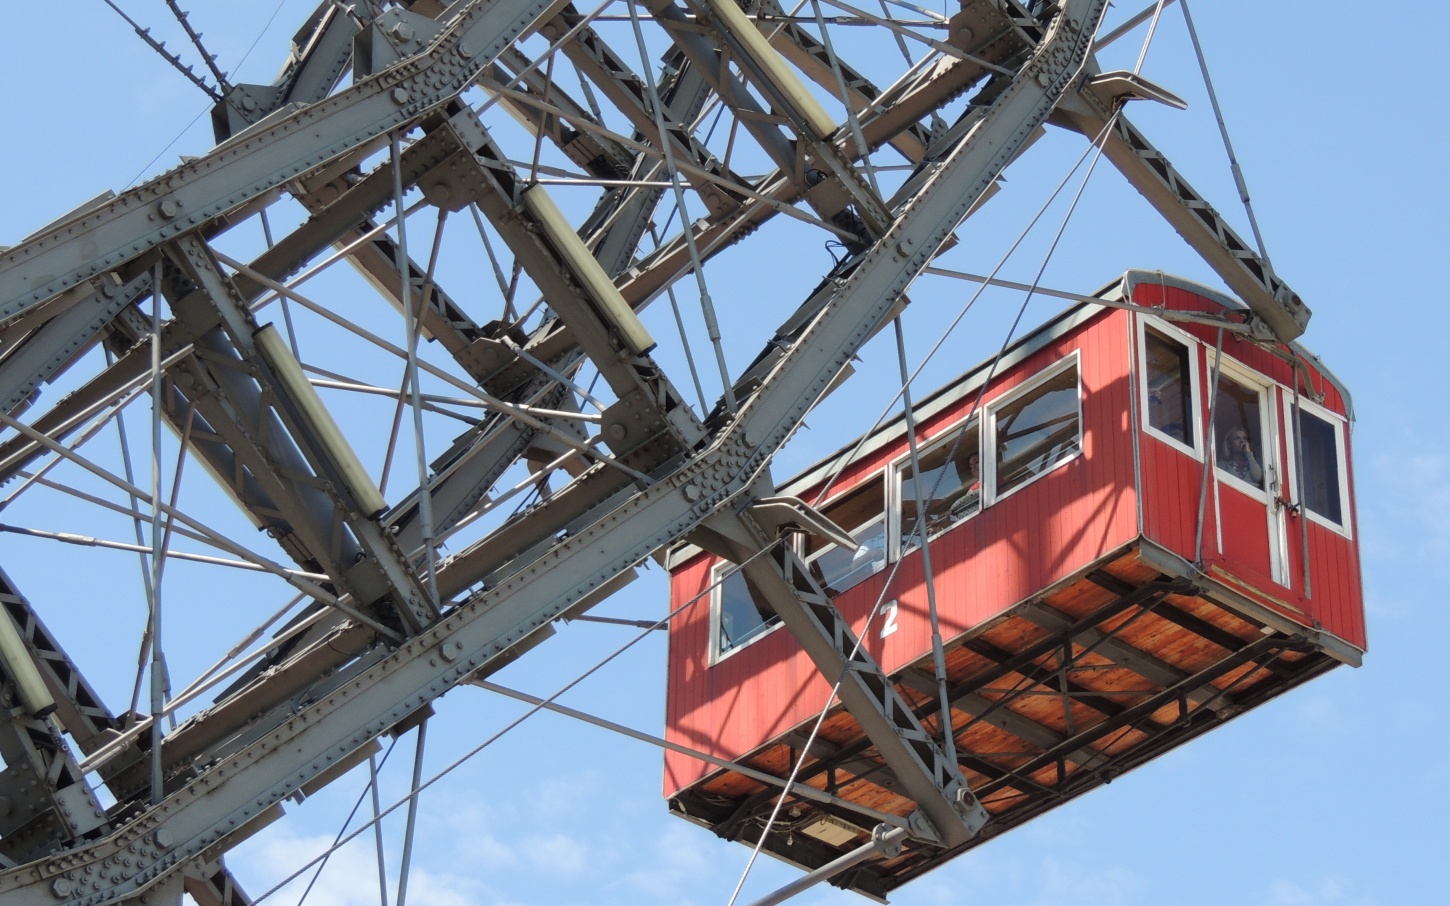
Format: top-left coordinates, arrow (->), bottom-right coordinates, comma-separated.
667,539 -> 1355,900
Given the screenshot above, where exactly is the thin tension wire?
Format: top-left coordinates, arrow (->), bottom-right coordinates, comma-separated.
247,542 -> 788,905
729,12 -> 1163,899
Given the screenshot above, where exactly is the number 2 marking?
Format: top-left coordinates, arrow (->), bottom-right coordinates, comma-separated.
881,600 -> 899,639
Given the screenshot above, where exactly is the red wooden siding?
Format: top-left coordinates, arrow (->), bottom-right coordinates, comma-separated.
664,308 -> 1141,795
1130,282 -> 1364,650
664,279 -> 1365,800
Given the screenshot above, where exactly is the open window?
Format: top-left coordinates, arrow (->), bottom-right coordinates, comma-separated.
1288,399 -> 1351,535
804,475 -> 886,595
894,420 -> 980,555
711,565 -> 780,662
1140,319 -> 1200,455
1213,369 -> 1270,492
987,356 -> 1082,502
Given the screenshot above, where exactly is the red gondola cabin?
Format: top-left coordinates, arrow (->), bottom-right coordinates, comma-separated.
662,270 -> 1364,899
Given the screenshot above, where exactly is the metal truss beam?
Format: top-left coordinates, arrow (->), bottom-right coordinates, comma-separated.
727,532 -> 986,847
546,7 -> 748,218
1051,89 -> 1309,340
166,236 -> 438,632
0,1 -> 1111,898
394,110 -> 706,487
0,0 -> 573,324
0,273 -> 150,417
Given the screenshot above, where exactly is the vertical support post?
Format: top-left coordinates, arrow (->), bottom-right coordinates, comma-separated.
1194,328 -> 1225,565
626,0 -> 737,413
370,752 -> 391,906
891,318 -> 957,767
394,719 -> 428,906
392,132 -> 440,604
148,259 -> 166,805
1290,376 -> 1311,598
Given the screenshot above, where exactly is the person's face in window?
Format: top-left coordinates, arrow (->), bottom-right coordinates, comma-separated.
967,453 -> 981,481
1226,427 -> 1251,457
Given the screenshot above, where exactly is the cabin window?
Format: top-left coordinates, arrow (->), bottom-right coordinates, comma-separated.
988,358 -> 1082,500
1293,403 -> 1348,531
805,476 -> 886,595
712,565 -> 779,660
895,420 -> 980,553
1141,322 -> 1198,453
1213,373 -> 1267,490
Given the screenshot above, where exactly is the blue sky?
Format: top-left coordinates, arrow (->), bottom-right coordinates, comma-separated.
1,3 -> 1444,904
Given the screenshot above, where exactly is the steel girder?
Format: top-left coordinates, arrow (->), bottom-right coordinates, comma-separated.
0,0 -> 1318,899
0,0 -> 576,323
1050,78 -> 1309,340
0,1 -> 1108,899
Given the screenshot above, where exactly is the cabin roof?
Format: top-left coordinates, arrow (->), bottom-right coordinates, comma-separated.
779,269 -> 1351,497
665,270 -> 1349,571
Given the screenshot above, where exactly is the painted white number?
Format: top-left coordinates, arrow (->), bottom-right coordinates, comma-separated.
880,600 -> 899,639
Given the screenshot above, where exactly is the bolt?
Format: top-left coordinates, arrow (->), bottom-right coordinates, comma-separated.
391,22 -> 414,42
241,95 -> 258,112
391,87 -> 411,105
157,198 -> 180,219
51,878 -> 72,897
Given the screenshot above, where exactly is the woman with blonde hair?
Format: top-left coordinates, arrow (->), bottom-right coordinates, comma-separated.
1220,426 -> 1263,485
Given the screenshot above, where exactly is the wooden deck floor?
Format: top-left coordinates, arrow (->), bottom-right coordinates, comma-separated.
667,546 -> 1342,900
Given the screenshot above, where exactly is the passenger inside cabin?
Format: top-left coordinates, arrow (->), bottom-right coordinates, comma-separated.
1220,426 -> 1264,486
1214,374 -> 1266,488
950,452 -> 982,518
898,424 -> 981,545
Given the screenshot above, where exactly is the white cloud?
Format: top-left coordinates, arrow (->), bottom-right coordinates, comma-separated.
1265,876 -> 1376,906
230,830 -> 489,906
615,822 -> 723,904
522,832 -> 590,874
1292,693 -> 1347,735
1029,857 -> 1145,906
1362,450 -> 1450,585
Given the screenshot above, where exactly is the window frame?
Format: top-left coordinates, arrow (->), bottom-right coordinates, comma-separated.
707,561 -> 783,666
888,415 -> 982,560
1136,315 -> 1204,459
983,352 -> 1084,507
805,510 -> 889,593
1282,394 -> 1353,538
796,471 -> 889,591
1208,353 -> 1279,501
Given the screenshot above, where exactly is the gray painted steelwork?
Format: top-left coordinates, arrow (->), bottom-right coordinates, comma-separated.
0,0 -> 1320,901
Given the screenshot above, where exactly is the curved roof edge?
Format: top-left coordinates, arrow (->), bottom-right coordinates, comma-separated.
1121,269 -> 1354,423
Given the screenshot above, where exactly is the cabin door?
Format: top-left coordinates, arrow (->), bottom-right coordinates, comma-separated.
1210,361 -> 1289,587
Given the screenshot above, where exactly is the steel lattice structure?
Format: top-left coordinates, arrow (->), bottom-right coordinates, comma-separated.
0,1 -> 1310,903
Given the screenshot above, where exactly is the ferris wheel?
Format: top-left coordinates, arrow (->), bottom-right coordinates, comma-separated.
0,1 -> 1358,904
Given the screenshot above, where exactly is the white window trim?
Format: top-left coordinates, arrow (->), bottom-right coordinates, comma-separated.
707,561 -> 783,666
1282,393 -> 1353,539
807,511 -> 888,590
888,416 -> 981,560
1207,353 -> 1280,503
1207,351 -> 1290,587
983,352 -> 1084,508
1136,315 -> 1204,460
